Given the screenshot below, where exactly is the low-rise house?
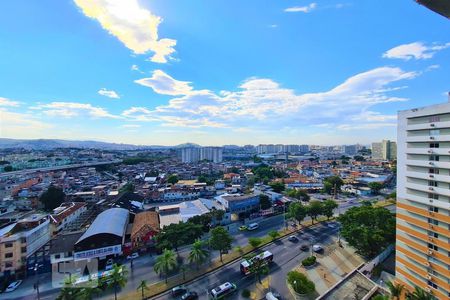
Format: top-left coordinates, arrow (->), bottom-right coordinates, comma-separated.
130,211 -> 159,250
49,202 -> 87,235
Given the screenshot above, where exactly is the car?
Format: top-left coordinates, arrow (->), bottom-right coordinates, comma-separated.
239,225 -> 248,231
247,223 -> 259,230
172,285 -> 187,297
300,244 -> 309,251
181,291 -> 198,300
312,244 -> 323,253
127,252 -> 139,260
266,291 -> 281,300
5,280 -> 22,292
288,235 -> 298,242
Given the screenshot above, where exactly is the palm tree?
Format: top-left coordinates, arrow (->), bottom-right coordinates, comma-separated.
406,286 -> 434,300
137,280 -> 149,300
76,287 -> 102,300
188,239 -> 209,270
153,249 -> 178,283
56,276 -> 80,300
180,265 -> 188,280
386,281 -> 404,300
107,264 -> 128,300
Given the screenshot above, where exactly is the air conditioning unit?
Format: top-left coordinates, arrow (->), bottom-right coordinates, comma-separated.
426,262 -> 431,267
428,250 -> 434,255
429,174 -> 434,178
430,123 -> 435,127
428,150 -> 433,153
429,187 -> 434,191
425,288 -> 433,294
429,162 -> 434,165
428,237 -> 433,241
427,274 -> 432,280
429,224 -> 434,229
429,211 -> 434,215
430,136 -> 435,140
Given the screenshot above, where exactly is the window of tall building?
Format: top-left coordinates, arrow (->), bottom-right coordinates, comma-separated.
5,242 -> 13,248
428,218 -> 439,225
429,206 -> 439,213
427,280 -> 438,289
430,143 -> 440,148
428,243 -> 438,251
5,253 -> 13,258
428,231 -> 438,238
428,180 -> 438,187
429,116 -> 440,123
430,129 -> 440,136
429,155 -> 440,161
428,193 -> 439,200
429,168 -> 439,174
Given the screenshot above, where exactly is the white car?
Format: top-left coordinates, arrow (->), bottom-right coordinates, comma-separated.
5,280 -> 22,292
247,223 -> 259,230
312,244 -> 323,253
127,252 -> 139,260
266,292 -> 281,300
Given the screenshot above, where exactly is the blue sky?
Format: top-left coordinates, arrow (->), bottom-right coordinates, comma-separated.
0,0 -> 449,146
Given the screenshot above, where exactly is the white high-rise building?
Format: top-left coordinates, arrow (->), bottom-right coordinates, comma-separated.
372,140 -> 397,160
396,102 -> 450,299
181,147 -> 200,163
200,147 -> 223,163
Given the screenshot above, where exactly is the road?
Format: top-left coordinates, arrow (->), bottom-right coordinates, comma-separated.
151,222 -> 341,300
4,201 -> 391,300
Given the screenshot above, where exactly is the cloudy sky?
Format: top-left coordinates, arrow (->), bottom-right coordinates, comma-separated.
0,0 -> 449,146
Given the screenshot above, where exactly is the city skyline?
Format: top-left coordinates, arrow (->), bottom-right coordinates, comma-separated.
0,1 -> 449,146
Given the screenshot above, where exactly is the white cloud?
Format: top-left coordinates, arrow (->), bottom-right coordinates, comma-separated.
121,124 -> 141,128
135,69 -> 193,96
35,102 -> 120,119
123,66 -> 418,131
0,109 -> 52,138
285,3 -> 317,13
74,0 -> 177,63
98,88 -> 120,99
383,42 -> 450,60
0,97 -> 20,107
268,24 -> 278,28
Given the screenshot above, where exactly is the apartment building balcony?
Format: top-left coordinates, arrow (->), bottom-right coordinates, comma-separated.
406,135 -> 450,143
404,194 -> 450,211
406,171 -> 450,183
406,159 -> 450,169
407,120 -> 450,131
406,148 -> 450,155
407,182 -> 450,198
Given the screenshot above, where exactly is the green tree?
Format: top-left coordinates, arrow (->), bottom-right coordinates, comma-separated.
323,176 -> 344,195
286,189 -> 310,201
209,226 -> 233,262
306,201 -> 323,224
56,276 -> 79,300
406,286 -> 434,300
259,194 -> 272,210
247,253 -> 269,283
286,271 -> 315,294
372,295 -> 389,300
188,239 -> 209,270
385,281 -> 404,300
368,182 -> 384,195
77,287 -> 102,300
3,165 -> 13,172
268,230 -> 279,240
248,237 -> 262,248
288,202 -> 307,225
40,185 -> 66,211
387,191 -> 397,200
269,182 -> 285,193
119,182 -> 135,193
108,264 -> 128,300
338,206 -> 395,258
167,174 -> 179,185
136,280 -> 149,300
156,222 -> 203,252
322,200 -> 338,220
153,249 -> 177,283
354,155 -> 365,162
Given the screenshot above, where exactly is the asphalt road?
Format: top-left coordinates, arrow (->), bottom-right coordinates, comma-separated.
151,222 -> 341,300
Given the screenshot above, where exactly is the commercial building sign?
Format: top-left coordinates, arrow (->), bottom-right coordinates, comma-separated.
74,244 -> 121,261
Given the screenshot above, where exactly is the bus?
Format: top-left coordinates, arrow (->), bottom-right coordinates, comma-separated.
240,251 -> 273,275
210,282 -> 237,299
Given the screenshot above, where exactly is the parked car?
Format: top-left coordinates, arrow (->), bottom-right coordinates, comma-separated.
312,244 -> 323,253
288,235 -> 298,242
181,291 -> 198,300
300,244 -> 309,251
266,291 -> 281,300
127,252 -> 139,260
5,280 -> 22,292
172,285 -> 187,297
239,225 -> 248,231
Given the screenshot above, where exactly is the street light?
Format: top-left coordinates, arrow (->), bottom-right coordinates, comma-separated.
30,263 -> 43,300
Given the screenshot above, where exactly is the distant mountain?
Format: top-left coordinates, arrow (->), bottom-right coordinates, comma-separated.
0,138 -> 152,150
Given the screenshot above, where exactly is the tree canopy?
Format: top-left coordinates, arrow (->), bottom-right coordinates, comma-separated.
40,185 -> 65,211
259,194 -> 272,210
269,181 -> 285,193
338,205 -> 395,258
209,226 -> 233,262
323,176 -> 344,194
167,174 -> 179,185
368,182 -> 384,195
286,189 -> 310,201
322,199 -> 338,220
288,202 -> 307,224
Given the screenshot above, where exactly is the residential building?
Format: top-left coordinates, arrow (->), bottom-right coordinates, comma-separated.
343,145 -> 357,156
130,211 -> 159,250
396,102 -> 450,299
181,147 -> 200,163
215,193 -> 260,214
200,147 -> 223,163
49,202 -> 87,235
157,199 -> 210,228
0,214 -> 51,277
372,140 -> 397,160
